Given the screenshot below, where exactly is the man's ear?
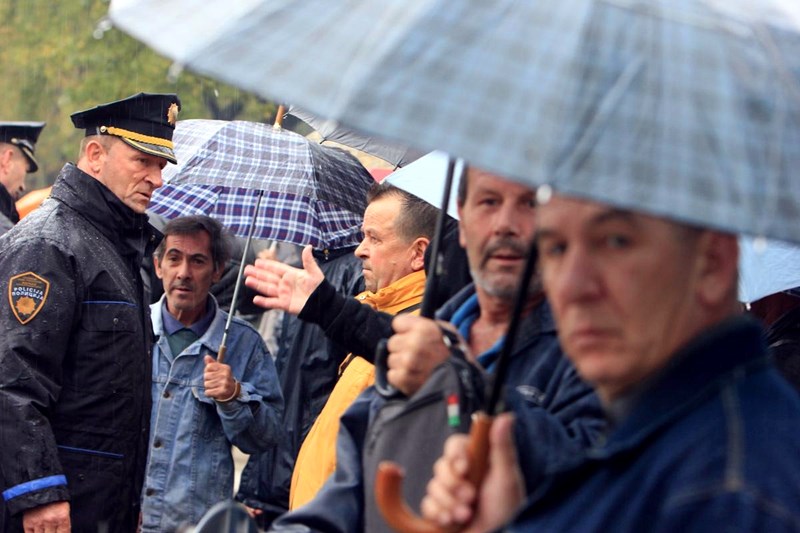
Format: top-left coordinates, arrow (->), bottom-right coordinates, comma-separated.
694,231 -> 739,308
211,264 -> 224,284
410,237 -> 430,272
153,255 -> 164,279
0,147 -> 13,174
82,139 -> 107,175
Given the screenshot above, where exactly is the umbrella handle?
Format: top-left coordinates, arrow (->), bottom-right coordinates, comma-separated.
375,412 -> 493,533
217,344 -> 227,365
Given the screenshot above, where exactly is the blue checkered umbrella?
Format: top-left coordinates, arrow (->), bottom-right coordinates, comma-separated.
149,119 -> 371,250
111,0 -> 800,242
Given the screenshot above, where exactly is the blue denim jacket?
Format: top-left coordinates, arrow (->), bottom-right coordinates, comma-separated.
510,317 -> 800,532
141,297 -> 284,532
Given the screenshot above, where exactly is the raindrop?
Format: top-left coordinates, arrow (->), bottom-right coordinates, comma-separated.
92,28 -> 105,40
214,89 -> 220,98
98,18 -> 113,32
167,63 -> 184,84
753,235 -> 767,254
536,184 -> 553,205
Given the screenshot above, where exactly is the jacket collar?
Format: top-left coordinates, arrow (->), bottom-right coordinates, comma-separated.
51,163 -> 161,271
152,295 -> 228,355
355,269 -> 426,313
591,315 -> 769,457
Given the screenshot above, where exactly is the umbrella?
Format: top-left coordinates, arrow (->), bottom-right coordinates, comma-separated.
110,0 -> 800,243
288,105 -> 423,169
150,118 -> 372,250
152,118 -> 372,363
385,151 -> 463,220
739,237 -> 800,303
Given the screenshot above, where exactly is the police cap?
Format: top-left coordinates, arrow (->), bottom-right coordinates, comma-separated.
0,121 -> 46,173
71,92 -> 181,164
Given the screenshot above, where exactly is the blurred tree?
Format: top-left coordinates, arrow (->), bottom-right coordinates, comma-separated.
0,0 -> 283,189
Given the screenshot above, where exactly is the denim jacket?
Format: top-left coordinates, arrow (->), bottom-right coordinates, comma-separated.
141,296 -> 284,532
510,316 -> 800,532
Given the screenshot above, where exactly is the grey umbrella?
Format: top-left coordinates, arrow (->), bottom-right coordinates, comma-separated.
110,0 -> 800,242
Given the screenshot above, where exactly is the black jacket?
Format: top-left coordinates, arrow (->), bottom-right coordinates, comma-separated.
0,163 -> 159,532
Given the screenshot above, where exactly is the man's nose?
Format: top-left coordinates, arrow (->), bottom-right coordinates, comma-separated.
548,246 -> 602,305
149,167 -> 164,189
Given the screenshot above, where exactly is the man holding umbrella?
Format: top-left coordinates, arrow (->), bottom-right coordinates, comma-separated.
0,93 -> 179,532
421,191 -> 800,531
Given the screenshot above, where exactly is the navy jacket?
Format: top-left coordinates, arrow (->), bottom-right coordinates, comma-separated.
510,317 -> 800,532
0,164 -> 158,532
270,285 -> 605,532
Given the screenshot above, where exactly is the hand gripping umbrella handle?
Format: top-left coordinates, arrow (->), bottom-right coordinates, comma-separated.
375,411 -> 493,533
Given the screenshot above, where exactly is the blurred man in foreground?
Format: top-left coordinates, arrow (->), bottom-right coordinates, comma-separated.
422,191 -> 800,531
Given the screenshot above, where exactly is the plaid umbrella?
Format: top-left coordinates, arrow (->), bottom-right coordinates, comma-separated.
149,119 -> 372,250
111,0 -> 800,243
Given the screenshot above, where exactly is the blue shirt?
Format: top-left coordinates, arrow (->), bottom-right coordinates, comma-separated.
141,296 -> 284,532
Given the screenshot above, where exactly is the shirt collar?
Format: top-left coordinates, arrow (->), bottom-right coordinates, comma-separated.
161,297 -> 216,337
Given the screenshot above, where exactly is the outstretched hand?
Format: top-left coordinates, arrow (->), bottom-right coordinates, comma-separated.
244,245 -> 324,315
421,413 -> 524,532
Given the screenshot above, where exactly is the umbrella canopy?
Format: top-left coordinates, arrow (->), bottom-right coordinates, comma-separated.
288,105 -> 423,168
150,119 -> 373,250
110,0 -> 800,242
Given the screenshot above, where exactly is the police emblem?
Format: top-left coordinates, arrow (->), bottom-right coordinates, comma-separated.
8,272 -> 50,325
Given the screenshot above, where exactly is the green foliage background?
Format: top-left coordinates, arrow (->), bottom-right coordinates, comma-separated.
1,0 -> 286,189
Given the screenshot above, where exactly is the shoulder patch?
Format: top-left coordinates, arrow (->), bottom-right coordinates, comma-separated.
8,272 -> 50,325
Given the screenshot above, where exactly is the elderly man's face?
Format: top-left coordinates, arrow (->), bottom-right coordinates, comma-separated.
95,138 -> 166,214
458,169 -> 537,301
536,195 -> 705,403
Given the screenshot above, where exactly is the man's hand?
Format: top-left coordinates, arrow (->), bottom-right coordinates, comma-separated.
23,501 -> 70,533
244,245 -> 324,315
421,413 -> 524,532
203,355 -> 237,401
385,314 -> 463,396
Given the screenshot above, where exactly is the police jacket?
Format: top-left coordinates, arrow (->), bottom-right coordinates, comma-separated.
0,163 -> 159,532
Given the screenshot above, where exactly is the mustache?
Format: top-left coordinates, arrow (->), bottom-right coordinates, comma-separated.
170,282 -> 194,292
482,237 -> 529,263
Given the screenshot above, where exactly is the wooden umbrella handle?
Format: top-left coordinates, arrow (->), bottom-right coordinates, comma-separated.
375,412 -> 493,533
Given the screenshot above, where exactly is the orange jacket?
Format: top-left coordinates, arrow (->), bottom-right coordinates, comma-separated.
289,269 -> 426,509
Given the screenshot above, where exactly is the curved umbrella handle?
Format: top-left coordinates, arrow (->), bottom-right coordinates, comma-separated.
375,412 -> 493,533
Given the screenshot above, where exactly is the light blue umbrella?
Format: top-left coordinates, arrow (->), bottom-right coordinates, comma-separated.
738,237 -> 800,303
109,0 -> 800,241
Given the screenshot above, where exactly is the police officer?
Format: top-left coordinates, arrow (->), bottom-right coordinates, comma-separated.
0,93 -> 180,532
0,122 -> 45,236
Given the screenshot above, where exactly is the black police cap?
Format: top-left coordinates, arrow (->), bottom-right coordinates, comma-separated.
0,121 -> 46,173
71,92 -> 181,164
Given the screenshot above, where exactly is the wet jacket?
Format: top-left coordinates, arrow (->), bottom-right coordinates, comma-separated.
141,296 -> 283,532
510,317 -> 800,532
235,248 -> 363,526
289,269 -> 426,509
270,284 -> 605,532
0,163 -> 159,532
